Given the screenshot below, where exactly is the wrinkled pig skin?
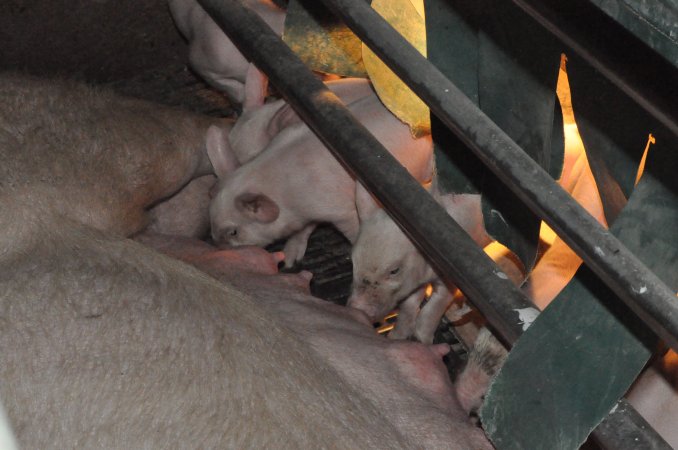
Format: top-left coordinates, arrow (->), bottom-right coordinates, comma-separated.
136,233 -> 497,449
0,73 -> 232,250
348,192 -> 493,344
0,224 -> 492,449
209,80 -> 434,266
168,0 -> 286,107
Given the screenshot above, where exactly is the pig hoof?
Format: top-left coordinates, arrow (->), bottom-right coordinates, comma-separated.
282,229 -> 312,268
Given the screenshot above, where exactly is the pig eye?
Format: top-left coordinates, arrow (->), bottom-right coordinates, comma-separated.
389,267 -> 400,276
227,228 -> 238,237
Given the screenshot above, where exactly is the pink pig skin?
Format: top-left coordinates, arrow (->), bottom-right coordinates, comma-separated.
208,79 -> 434,267
626,350 -> 678,448
137,233 -> 498,450
168,0 -> 285,108
347,191 -> 492,344
1,72 -> 493,448
0,73 -> 232,254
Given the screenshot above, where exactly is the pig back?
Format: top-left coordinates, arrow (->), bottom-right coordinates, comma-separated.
0,224 -> 415,449
0,73 -> 216,238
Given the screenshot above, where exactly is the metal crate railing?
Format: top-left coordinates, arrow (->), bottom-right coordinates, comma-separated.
196,0 -> 676,448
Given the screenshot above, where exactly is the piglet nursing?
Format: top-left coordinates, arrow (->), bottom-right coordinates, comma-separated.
208,78 -> 434,267
348,191 -> 493,344
1,223 -> 497,449
138,233 -> 502,450
0,71 -> 499,449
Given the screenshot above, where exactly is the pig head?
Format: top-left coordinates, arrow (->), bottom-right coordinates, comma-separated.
209,80 -> 434,265
168,0 -> 285,108
348,191 -> 492,342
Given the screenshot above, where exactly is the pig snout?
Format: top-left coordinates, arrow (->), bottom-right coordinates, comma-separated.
346,288 -> 388,323
211,225 -> 240,247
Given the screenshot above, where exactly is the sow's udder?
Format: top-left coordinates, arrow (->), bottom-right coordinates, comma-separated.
140,236 -> 492,449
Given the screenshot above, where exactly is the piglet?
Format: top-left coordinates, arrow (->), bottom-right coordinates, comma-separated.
347,189 -> 493,344
168,0 -> 285,108
226,77 -> 377,165
208,79 -> 434,267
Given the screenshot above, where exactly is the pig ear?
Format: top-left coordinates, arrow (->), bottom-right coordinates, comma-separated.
206,125 -> 239,178
235,193 -> 280,223
266,102 -> 301,138
242,64 -> 268,112
355,182 -> 381,222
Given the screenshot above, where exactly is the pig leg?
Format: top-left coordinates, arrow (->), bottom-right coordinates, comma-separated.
454,328 -> 508,415
282,224 -> 316,268
415,282 -> 453,345
242,63 -> 269,111
389,287 -> 426,340
134,233 -> 284,275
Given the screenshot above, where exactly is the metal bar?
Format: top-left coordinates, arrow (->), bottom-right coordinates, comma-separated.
316,3 -> 674,448
510,0 -> 678,139
196,1 -> 670,448
319,0 -> 678,358
196,0 -> 536,343
594,398 -> 672,450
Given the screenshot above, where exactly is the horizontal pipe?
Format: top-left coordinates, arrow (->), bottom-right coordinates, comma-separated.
593,398 -> 672,450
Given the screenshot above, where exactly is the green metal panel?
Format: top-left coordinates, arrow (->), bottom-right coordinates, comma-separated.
481,87 -> 678,448
589,0 -> 678,68
567,53 -> 657,224
425,0 -> 563,271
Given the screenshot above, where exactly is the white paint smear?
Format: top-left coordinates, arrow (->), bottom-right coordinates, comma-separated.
515,307 -> 540,331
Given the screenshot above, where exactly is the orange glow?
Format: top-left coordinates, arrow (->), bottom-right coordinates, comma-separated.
376,323 -> 395,334
635,133 -> 655,185
483,240 -> 514,261
557,54 -> 575,125
425,284 -> 433,297
537,54 -> 607,248
383,311 -> 399,321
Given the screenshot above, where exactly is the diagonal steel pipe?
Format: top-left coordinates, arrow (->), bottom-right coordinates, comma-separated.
197,0 -> 671,448
318,0 -> 678,357
198,0 -> 537,344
